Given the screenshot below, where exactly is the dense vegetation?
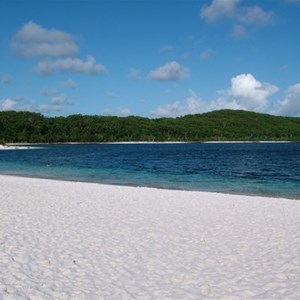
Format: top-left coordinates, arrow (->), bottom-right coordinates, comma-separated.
0,109 -> 300,143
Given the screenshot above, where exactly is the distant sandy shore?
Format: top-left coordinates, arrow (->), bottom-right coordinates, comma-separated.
0,145 -> 36,150
0,175 -> 299,299
4,140 -> 295,147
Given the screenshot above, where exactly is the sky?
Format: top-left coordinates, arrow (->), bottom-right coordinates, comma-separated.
0,0 -> 300,118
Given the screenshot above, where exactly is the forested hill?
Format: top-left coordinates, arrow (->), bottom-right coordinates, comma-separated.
0,109 -> 300,143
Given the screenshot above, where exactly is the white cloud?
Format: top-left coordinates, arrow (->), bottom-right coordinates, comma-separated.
152,90 -> 206,117
35,56 -> 106,76
152,101 -> 181,117
101,109 -> 114,116
239,6 -> 275,26
100,108 -> 132,117
0,98 -> 20,111
226,73 -> 278,111
147,61 -> 189,81
0,94 -> 72,115
39,104 -> 63,114
0,97 -> 34,112
119,108 -> 132,116
39,94 -> 71,114
11,22 -> 107,78
1,74 -> 13,84
152,73 -> 279,117
200,0 -> 275,27
61,79 -> 77,89
12,21 -> 78,58
200,0 -> 239,22
278,83 -> 300,116
51,94 -> 69,105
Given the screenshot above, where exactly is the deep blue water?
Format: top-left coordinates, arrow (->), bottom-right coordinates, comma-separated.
0,143 -> 299,199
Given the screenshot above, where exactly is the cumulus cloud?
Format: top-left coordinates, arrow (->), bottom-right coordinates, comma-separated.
152,74 -> 300,117
11,21 -> 78,58
39,104 -> 61,114
0,98 -> 20,111
152,101 -> 181,117
147,61 -> 189,81
35,56 -> 106,76
152,90 -> 205,117
200,0 -> 239,22
11,22 -> 106,78
230,74 -> 278,108
278,83 -> 300,116
39,94 -> 71,114
200,0 -> 275,27
61,79 -> 77,89
1,74 -> 13,84
224,73 -> 279,111
152,73 -> 279,117
100,108 -> 132,117
119,108 -> 132,116
0,94 -> 72,115
51,94 -> 69,105
239,6 -> 275,26
0,97 -> 34,111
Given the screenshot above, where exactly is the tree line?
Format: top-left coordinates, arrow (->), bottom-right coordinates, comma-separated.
0,109 -> 300,143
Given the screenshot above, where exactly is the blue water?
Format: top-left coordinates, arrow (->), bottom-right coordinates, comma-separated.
0,143 -> 299,199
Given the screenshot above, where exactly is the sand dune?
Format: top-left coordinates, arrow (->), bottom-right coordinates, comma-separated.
0,175 -> 299,299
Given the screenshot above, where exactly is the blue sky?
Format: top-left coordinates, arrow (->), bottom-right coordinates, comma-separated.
1,0 -> 300,117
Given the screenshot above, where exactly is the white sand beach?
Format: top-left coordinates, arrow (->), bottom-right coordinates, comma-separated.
0,145 -> 35,150
0,175 -> 299,299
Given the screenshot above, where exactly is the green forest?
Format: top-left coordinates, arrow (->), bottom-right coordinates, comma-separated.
0,109 -> 300,143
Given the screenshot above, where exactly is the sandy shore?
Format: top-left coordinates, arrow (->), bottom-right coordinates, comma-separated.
0,145 -> 36,150
0,175 -> 299,299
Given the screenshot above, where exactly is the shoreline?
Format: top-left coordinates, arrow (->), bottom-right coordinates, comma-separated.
0,173 -> 295,201
0,145 -> 37,150
1,172 -> 299,200
4,140 -> 296,147
1,174 -> 299,298
1,140 -> 296,151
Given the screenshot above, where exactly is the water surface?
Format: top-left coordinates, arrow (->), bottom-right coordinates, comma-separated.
0,143 -> 299,199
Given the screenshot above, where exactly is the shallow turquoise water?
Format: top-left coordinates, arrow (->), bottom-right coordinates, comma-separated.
0,143 -> 299,199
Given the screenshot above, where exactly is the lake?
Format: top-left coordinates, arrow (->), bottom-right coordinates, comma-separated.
0,142 -> 299,199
